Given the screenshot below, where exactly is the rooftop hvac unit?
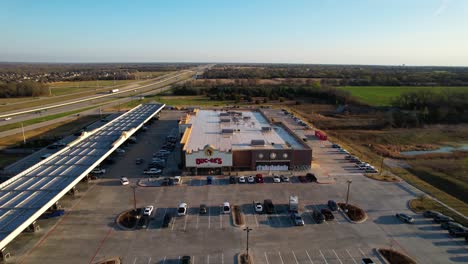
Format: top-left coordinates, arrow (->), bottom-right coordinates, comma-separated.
222,128 -> 234,134
220,118 -> 231,123
262,127 -> 272,132
219,112 -> 229,116
251,139 -> 265,146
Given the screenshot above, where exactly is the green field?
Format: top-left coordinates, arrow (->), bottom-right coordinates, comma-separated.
50,80 -> 137,96
338,86 -> 468,106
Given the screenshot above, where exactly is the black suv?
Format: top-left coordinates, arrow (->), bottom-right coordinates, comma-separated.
229,176 -> 236,184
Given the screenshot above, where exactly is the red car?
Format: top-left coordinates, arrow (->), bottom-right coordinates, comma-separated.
255,174 -> 264,183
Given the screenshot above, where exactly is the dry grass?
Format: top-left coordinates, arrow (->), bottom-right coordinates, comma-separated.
409,196 -> 468,226
364,173 -> 400,182
378,248 -> 417,264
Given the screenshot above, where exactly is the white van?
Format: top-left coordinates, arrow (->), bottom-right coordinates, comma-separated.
223,202 -> 231,214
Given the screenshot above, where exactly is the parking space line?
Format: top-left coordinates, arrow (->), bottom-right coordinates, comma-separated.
183,212 -> 188,231
220,210 -> 223,229
162,256 -> 166,264
278,251 -> 285,264
207,254 -> 210,264
292,250 -> 299,264
222,253 -> 224,264
208,207 -> 211,229
332,249 -> 343,264
346,249 -> 357,264
196,212 -> 199,229
305,250 -> 314,264
319,250 -> 328,264
264,252 -> 270,264
132,257 -> 137,264
192,256 -> 195,264
171,216 -> 176,231
358,248 -> 366,257
147,257 -> 151,264
254,213 -> 259,227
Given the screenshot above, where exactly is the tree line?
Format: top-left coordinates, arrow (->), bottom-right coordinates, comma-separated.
0,81 -> 49,98
202,65 -> 468,86
172,80 -> 361,105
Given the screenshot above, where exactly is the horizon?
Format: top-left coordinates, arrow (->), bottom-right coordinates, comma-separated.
2,0 -> 468,66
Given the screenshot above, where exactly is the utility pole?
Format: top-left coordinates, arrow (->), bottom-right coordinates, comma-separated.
243,227 -> 253,257
345,180 -> 352,212
21,123 -> 26,144
379,155 -> 384,176
99,107 -> 102,120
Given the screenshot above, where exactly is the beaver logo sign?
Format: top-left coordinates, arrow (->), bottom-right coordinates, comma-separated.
186,144 -> 232,168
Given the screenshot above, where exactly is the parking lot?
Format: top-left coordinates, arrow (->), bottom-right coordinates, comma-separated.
9,109 -> 468,264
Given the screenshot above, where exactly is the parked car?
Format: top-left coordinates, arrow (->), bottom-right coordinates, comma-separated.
199,204 -> 207,215
331,143 -> 340,148
361,258 -> 375,264
39,209 -> 65,219
143,168 -> 162,175
423,210 -> 442,218
229,176 -> 236,184
238,176 -> 246,183
441,221 -> 464,230
181,256 -> 192,264
328,200 -> 338,211
120,177 -> 129,185
135,158 -> 144,164
115,148 -> 125,154
255,174 -> 264,183
291,213 -> 305,226
247,175 -> 255,183
306,173 -> 317,182
174,176 -> 181,185
449,227 -> 468,237
178,203 -> 188,216
280,175 -> 290,182
254,201 -> 263,213
223,202 -> 231,214
313,210 -> 325,223
273,175 -> 281,183
143,205 -> 154,216
396,213 -> 414,223
207,176 -> 213,185
162,214 -> 172,228
434,214 -> 454,223
91,168 -> 106,174
321,208 -> 335,221
264,199 -> 275,214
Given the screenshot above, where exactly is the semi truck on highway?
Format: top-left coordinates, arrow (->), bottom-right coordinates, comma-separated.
109,89 -> 119,93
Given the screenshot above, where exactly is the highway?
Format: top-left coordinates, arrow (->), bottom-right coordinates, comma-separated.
0,70 -> 193,124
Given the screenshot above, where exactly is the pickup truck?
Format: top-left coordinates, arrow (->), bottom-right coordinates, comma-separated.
143,168 -> 162,175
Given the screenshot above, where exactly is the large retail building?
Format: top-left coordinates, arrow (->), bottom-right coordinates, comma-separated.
179,109 -> 312,175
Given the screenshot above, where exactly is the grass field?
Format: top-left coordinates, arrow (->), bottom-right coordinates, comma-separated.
338,86 -> 468,106
0,105 -> 99,133
157,95 -> 234,107
49,80 -> 138,96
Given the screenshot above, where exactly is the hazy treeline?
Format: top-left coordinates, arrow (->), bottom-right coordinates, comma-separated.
0,81 -> 49,98
172,80 -> 360,105
391,90 -> 468,125
202,65 -> 468,86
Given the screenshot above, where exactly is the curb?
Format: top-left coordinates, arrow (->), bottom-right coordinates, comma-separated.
237,252 -> 254,264
373,248 -> 390,264
232,206 -> 246,228
115,210 -> 137,230
406,199 -> 421,214
376,248 -> 419,264
338,206 -> 368,224
363,173 -> 403,183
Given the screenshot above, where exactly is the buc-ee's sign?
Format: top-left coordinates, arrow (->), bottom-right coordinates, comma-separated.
186,145 -> 232,167
196,158 -> 222,165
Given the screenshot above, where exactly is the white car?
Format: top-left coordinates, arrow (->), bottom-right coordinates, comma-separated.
247,176 -> 255,183
120,177 -> 129,185
223,202 -> 231,214
254,201 -> 263,213
178,203 -> 188,216
143,168 -> 162,175
280,175 -> 290,182
116,148 -> 125,153
174,176 -> 181,185
238,176 -> 246,183
91,168 -> 106,174
273,175 -> 281,183
3,117 -> 12,121
143,205 -> 154,216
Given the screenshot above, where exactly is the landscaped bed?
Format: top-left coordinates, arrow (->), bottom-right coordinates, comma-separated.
116,209 -> 141,229
338,202 -> 367,222
238,253 -> 253,264
378,248 -> 417,264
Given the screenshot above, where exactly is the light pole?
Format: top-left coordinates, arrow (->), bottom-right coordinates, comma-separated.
345,180 -> 352,212
243,227 -> 253,257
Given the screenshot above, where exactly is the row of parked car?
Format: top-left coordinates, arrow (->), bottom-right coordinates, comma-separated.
423,210 -> 468,240
331,143 -> 378,173
282,109 -> 309,128
143,134 -> 178,175
227,173 -> 317,184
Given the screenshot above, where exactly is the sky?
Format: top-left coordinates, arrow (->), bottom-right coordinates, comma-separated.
1,0 -> 467,66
